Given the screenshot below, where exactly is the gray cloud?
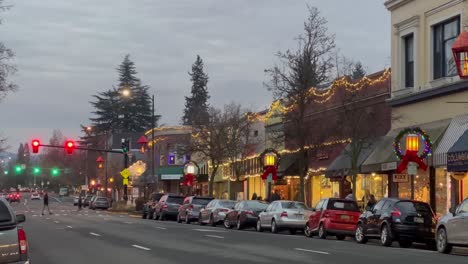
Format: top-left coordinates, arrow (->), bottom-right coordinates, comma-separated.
0,0 -> 389,150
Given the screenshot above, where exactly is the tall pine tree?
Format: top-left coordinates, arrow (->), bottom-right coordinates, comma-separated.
182,55 -> 210,126
351,62 -> 366,80
88,55 -> 156,137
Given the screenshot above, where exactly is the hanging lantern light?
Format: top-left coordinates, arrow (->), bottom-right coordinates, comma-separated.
264,152 -> 277,167
452,31 -> 468,79
406,134 -> 419,153
137,135 -> 149,154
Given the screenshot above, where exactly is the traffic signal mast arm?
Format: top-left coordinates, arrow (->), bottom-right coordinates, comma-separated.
37,143 -> 124,154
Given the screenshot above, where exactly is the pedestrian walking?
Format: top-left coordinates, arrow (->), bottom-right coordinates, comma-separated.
77,195 -> 83,211
345,189 -> 356,201
270,190 -> 281,202
42,191 -> 52,215
251,193 -> 258,200
366,194 -> 377,209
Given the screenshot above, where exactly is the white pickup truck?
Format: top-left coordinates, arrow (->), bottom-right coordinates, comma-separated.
0,198 -> 29,263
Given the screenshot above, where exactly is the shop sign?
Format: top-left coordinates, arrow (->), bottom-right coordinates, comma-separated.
393,173 -> 409,183
161,174 -> 182,180
381,162 -> 397,171
447,151 -> 468,172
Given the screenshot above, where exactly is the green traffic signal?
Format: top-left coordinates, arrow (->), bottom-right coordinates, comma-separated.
33,167 -> 41,174
14,165 -> 23,174
3,170 -> 8,175
51,168 -> 60,176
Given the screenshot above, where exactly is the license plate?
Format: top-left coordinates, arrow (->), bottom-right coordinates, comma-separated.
295,214 -> 304,220
414,217 -> 424,223
340,215 -> 350,220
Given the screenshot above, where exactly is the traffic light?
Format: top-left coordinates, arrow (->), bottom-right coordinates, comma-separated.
96,156 -> 104,169
33,167 -> 41,174
51,167 -> 60,176
121,139 -> 129,153
14,165 -> 23,174
31,139 -> 40,153
3,170 -> 8,175
65,140 -> 75,154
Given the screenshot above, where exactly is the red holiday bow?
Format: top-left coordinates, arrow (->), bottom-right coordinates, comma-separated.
261,166 -> 278,181
396,150 -> 428,173
183,174 -> 195,186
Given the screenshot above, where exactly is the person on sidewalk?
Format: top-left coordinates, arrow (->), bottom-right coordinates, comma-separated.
345,189 -> 356,201
42,191 -> 52,215
77,194 -> 83,211
270,190 -> 281,202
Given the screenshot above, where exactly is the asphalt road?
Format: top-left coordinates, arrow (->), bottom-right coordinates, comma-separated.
7,194 -> 468,264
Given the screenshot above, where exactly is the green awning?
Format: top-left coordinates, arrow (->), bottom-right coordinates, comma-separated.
361,119 -> 450,173
155,166 -> 184,175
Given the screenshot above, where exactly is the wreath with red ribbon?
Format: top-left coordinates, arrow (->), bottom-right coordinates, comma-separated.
393,127 -> 433,173
259,148 -> 281,181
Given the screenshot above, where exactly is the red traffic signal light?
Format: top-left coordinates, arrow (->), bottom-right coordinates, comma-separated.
31,140 -> 40,153
65,140 -> 75,154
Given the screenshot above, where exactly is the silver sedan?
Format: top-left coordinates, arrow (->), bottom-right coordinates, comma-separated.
198,199 -> 236,226
257,200 -> 312,234
436,198 -> 468,254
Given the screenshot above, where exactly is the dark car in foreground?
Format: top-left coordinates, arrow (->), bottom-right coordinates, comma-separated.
0,198 -> 29,263
224,200 -> 269,230
154,194 -> 185,221
436,198 -> 468,254
142,193 -> 165,219
305,198 -> 360,239
355,198 -> 436,248
198,199 -> 236,226
178,196 -> 213,224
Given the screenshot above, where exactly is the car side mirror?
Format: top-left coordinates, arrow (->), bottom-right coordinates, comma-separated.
449,206 -> 456,215
16,214 -> 26,223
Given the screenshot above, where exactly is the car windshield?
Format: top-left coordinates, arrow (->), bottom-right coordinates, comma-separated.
218,201 -> 236,208
167,197 -> 184,204
281,202 -> 308,209
98,198 -> 107,202
192,198 -> 212,205
396,201 -> 433,215
245,201 -> 269,210
328,200 -> 360,211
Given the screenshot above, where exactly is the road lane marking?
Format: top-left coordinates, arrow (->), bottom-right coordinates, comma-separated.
124,221 -> 133,224
54,221 -> 60,224
132,245 -> 151,251
294,248 -> 330,255
90,232 -> 101,237
155,227 -> 167,230
67,226 -> 73,229
32,215 -> 37,217
193,229 -> 226,233
205,235 -> 224,239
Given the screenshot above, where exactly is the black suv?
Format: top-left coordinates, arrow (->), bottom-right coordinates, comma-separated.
142,193 -> 164,219
355,198 -> 436,248
153,194 -> 185,221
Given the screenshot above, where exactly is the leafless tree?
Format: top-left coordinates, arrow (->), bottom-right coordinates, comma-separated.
0,1 -> 17,100
265,6 -> 335,202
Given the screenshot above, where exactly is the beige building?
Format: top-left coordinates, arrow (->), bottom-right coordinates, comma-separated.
384,0 -> 468,214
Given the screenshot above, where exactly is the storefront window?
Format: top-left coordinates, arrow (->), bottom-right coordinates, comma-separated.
435,168 -> 449,215
463,178 -> 468,200
248,176 -> 265,200
355,174 -> 388,208
398,170 -> 430,203
311,175 -> 339,207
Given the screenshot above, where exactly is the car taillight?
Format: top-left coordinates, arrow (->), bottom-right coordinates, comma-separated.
16,194 -> 20,198
219,208 -> 229,212
246,210 -> 254,215
18,228 -> 27,254
391,208 -> 402,217
280,211 -> 288,217
163,205 -> 168,209
189,204 -> 194,210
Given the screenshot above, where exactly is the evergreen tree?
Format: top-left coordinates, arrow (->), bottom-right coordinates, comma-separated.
182,55 -> 210,126
16,143 -> 24,164
351,62 -> 366,80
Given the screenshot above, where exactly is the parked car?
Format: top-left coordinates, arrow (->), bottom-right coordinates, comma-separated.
258,200 -> 311,234
83,195 -> 94,207
0,198 -> 29,263
73,196 -> 79,206
142,193 -> 165,219
89,196 -> 98,209
304,198 -> 360,239
153,194 -> 185,221
436,198 -> 468,254
355,198 -> 436,248
90,197 -> 110,210
7,192 -> 20,203
178,196 -> 214,224
30,192 -> 41,200
224,200 -> 269,230
198,199 -> 236,226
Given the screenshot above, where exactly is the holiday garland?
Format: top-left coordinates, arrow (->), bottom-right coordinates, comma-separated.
393,127 -> 433,160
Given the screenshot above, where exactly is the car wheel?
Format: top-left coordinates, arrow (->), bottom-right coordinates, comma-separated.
199,214 -> 205,226
380,224 -> 392,247
355,224 -> 367,244
224,217 -> 232,229
209,214 -> 216,227
399,240 -> 412,248
271,219 -> 278,233
177,214 -> 182,223
256,219 -> 263,232
185,213 -> 191,224
437,227 -> 452,254
304,224 -> 313,238
236,218 -> 243,230
318,223 -> 327,239
336,234 -> 346,240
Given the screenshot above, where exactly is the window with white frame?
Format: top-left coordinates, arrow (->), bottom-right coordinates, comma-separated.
433,16 -> 460,79
403,34 -> 414,87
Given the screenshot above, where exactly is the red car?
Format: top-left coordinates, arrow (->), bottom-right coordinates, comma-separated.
304,198 -> 360,240
7,192 -> 21,203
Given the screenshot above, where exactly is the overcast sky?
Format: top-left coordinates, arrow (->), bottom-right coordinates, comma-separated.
0,0 -> 390,151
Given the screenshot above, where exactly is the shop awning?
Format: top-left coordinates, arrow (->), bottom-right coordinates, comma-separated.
447,130 -> 468,172
434,115 -> 468,167
325,138 -> 379,178
361,119 -> 450,173
278,153 -> 299,176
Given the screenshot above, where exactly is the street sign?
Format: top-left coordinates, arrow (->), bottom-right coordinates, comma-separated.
393,173 -> 409,183
120,168 -> 131,178
123,178 -> 129,185
81,185 -> 89,191
407,162 -> 417,175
